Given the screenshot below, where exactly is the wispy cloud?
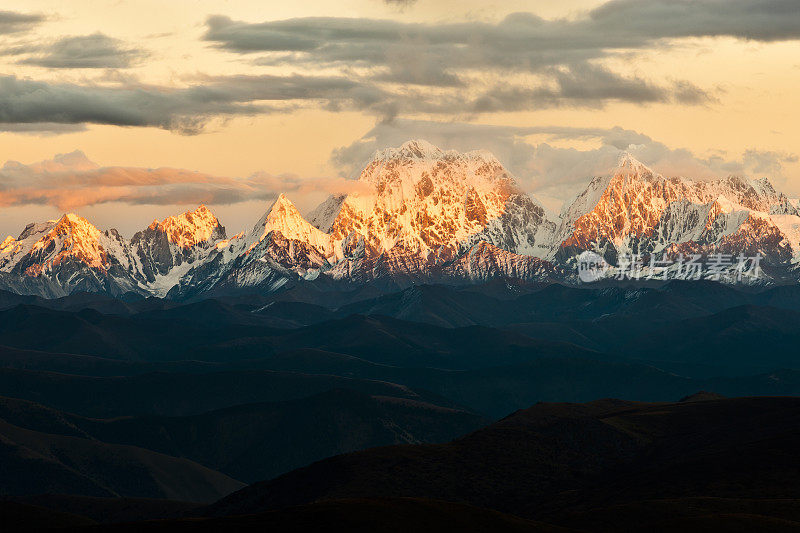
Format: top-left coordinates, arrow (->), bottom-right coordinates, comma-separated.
6,33 -> 147,68
201,6 -> 736,111
383,0 -> 417,9
0,74 -> 386,134
0,10 -> 44,35
0,151 -> 370,210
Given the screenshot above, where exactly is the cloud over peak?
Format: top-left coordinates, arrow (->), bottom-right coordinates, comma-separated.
332,119 -> 798,201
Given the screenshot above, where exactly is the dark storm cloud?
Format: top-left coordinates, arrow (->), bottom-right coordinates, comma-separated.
11,33 -> 147,68
6,1 -> 791,133
472,65 -> 679,112
0,10 -> 44,34
0,74 -> 388,134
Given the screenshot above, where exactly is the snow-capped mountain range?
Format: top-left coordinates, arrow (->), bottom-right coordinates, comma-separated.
2,140 -> 799,299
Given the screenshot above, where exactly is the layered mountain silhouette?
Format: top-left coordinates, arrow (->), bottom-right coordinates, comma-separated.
2,282 -> 800,421
0,280 -> 800,530
2,141 -> 799,299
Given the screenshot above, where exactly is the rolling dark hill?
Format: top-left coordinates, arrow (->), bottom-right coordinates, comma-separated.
0,416 -> 244,502
2,494 -> 199,526
0,303 -> 605,370
202,396 -> 800,526
52,498 -> 571,532
0,289 -> 42,310
250,300 -> 337,327
2,283 -> 800,377
0,500 -> 97,530
624,305 -> 800,371
0,391 -> 487,484
335,285 -> 516,328
0,305 -> 281,361
5,344 -> 800,421
0,367 -> 460,417
0,345 -> 231,377
264,314 -> 602,369
133,298 -> 278,327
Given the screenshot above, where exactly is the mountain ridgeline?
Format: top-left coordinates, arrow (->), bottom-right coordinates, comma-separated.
1,140 -> 799,299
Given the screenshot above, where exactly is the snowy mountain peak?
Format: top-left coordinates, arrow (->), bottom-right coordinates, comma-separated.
4,143 -> 800,299
147,204 -> 225,249
308,194 -> 346,232
0,211 -> 145,297
384,139 -> 444,160
15,213 -> 113,275
17,220 -> 57,241
259,194 -> 303,227
52,213 -> 102,239
750,176 -> 777,196
368,140 -> 504,174
249,194 -> 335,258
556,154 -> 800,266
271,193 -> 293,210
614,152 -> 654,180
324,140 -> 542,260
361,140 -> 515,189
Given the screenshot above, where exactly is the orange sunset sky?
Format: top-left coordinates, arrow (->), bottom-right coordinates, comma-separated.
2,0 -> 800,237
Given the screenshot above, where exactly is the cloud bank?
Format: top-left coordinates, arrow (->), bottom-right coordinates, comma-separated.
0,151 -> 370,211
2,123 -> 795,215
332,119 -> 798,201
0,74 -> 386,134
203,0 -> 800,109
203,12 -> 715,109
3,1 -> 800,133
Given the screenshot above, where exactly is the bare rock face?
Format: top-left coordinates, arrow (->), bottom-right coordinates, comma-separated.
130,204 -> 227,283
